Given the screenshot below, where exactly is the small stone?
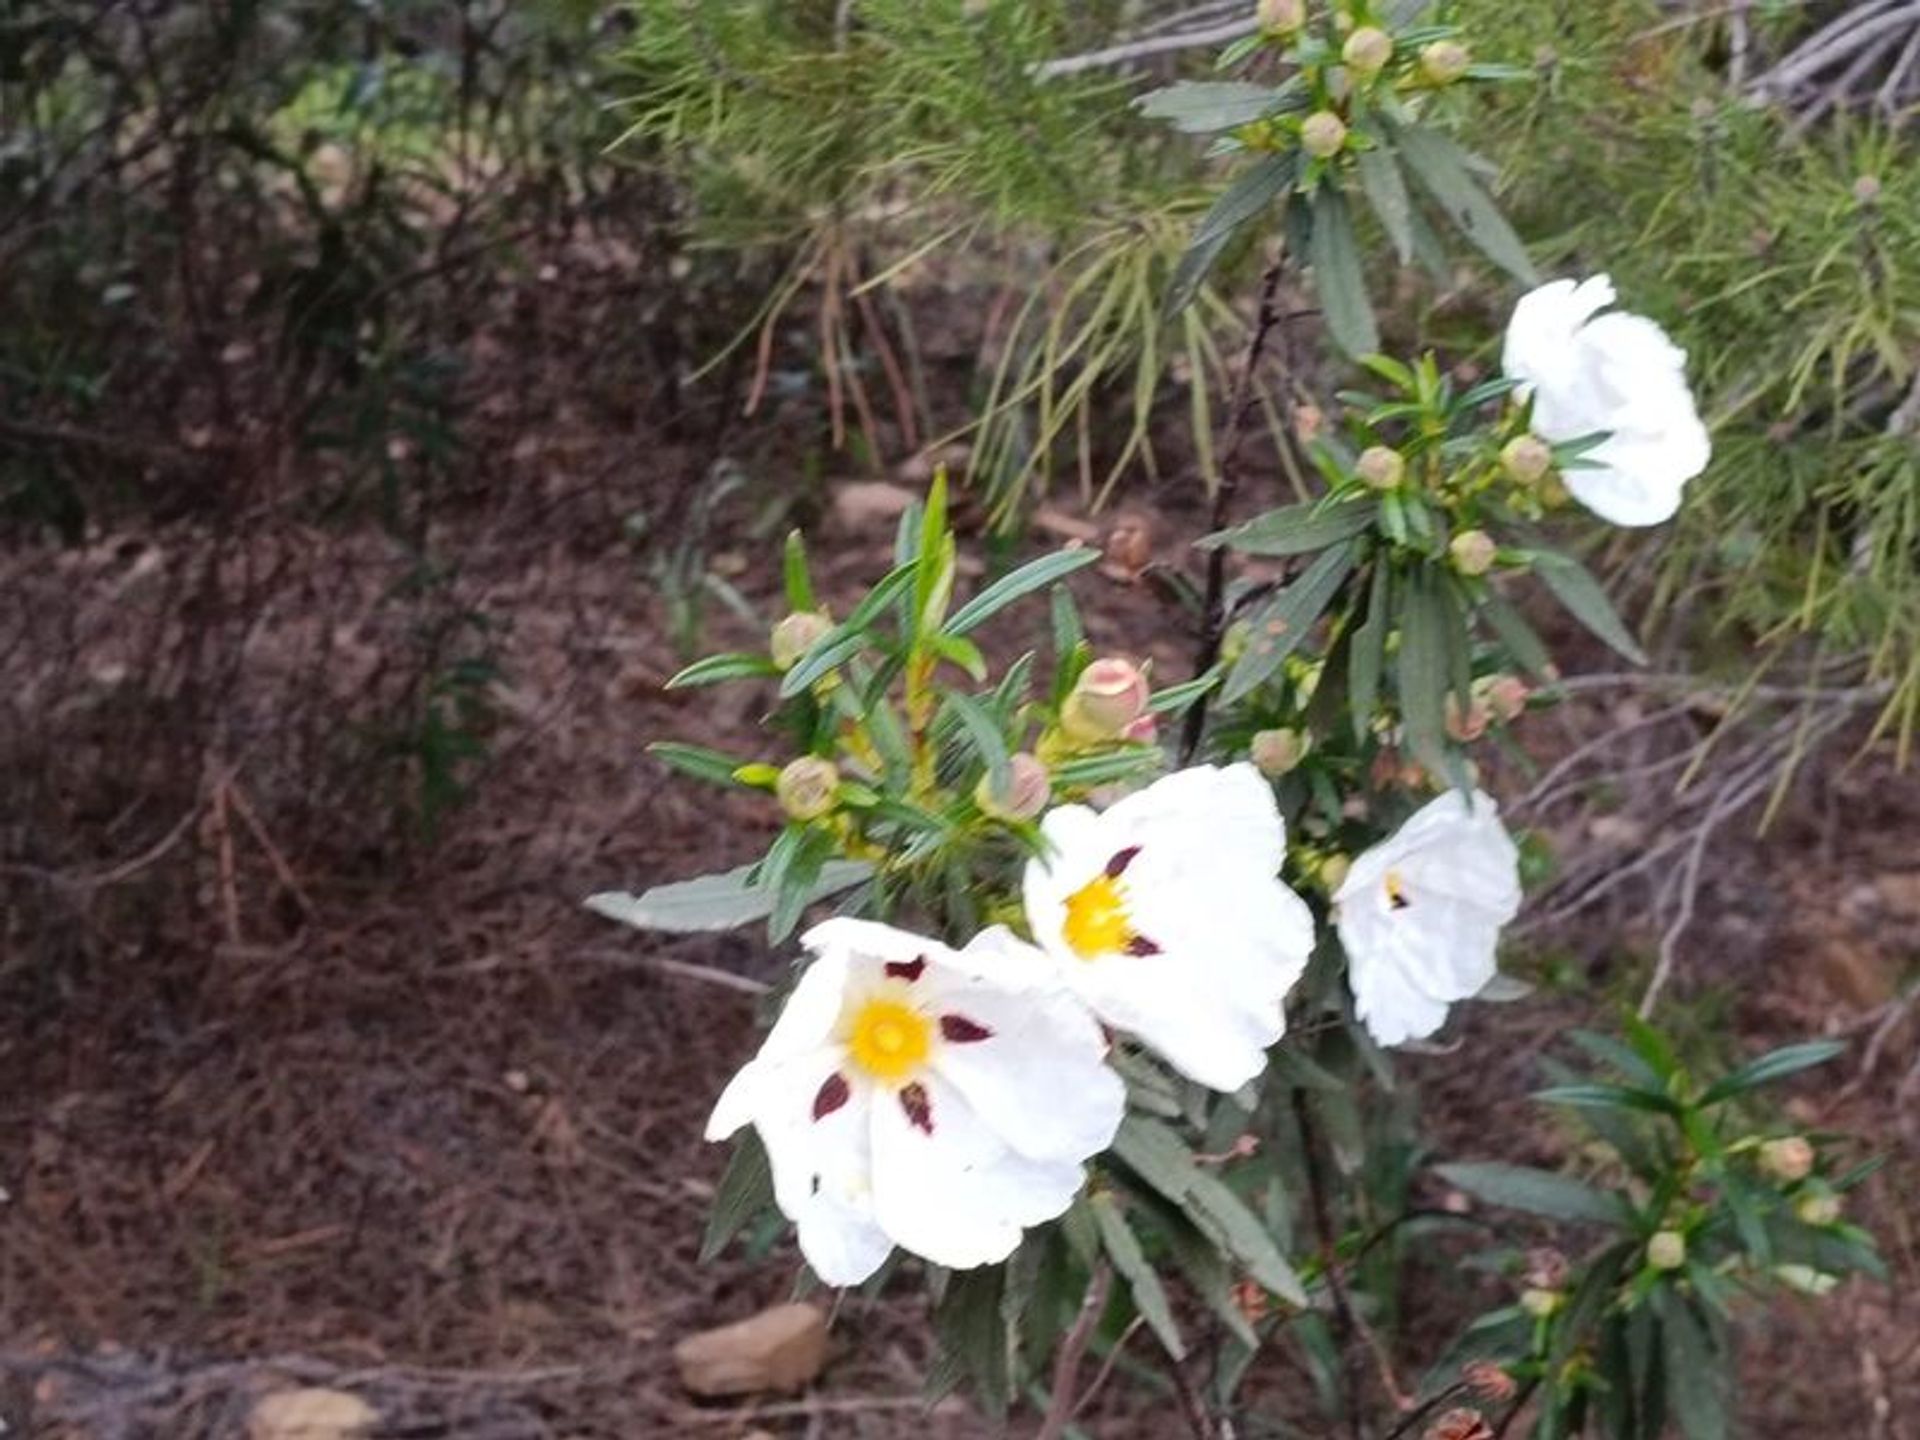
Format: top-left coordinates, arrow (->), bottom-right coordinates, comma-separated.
831,480 -> 916,532
673,1302 -> 830,1397
248,1389 -> 378,1440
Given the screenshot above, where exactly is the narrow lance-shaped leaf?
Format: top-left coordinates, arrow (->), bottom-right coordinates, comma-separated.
945,547 -> 1100,636
1224,543 -> 1357,702
1166,153 -> 1299,318
1356,144 -> 1414,264
1309,184 -> 1379,359
1090,1193 -> 1186,1360
1136,79 -> 1289,133
1434,1161 -> 1630,1227
1698,1039 -> 1846,1106
665,653 -> 783,689
585,859 -> 873,935
943,691 -> 1011,795
1397,566 -> 1451,776
1200,496 -> 1378,557
1349,561 -> 1391,741
650,741 -> 753,788
782,529 -> 816,611
1388,121 -> 1539,284
1529,550 -> 1649,665
699,1131 -> 773,1261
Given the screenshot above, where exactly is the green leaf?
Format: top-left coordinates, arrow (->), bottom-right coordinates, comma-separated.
664,653 -> 782,689
777,627 -> 869,697
929,1265 -> 1012,1415
946,548 -> 1101,637
1530,551 -> 1648,665
944,691 -> 1011,793
1137,80 -> 1285,133
650,741 -> 751,788
1167,153 -> 1298,317
1397,567 -> 1450,774
1309,185 -> 1378,358
1200,497 -> 1377,556
1184,1170 -> 1307,1306
1356,144 -> 1414,264
699,1131 -> 774,1261
1223,544 -> 1357,702
1534,1082 -> 1681,1116
1111,1113 -> 1199,1205
1050,747 -> 1164,789
1478,590 -> 1555,680
1698,1039 -> 1846,1106
585,859 -> 872,934
1091,1192 -> 1186,1360
1147,672 -> 1221,715
1387,121 -> 1538,284
915,472 -> 956,634
1349,562 -> 1391,741
1435,1161 -> 1629,1227
1658,1292 -> 1728,1440
782,530 -> 816,611
929,631 -> 988,682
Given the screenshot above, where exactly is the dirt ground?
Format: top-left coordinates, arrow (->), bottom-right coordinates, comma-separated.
3,295 -> 1917,1437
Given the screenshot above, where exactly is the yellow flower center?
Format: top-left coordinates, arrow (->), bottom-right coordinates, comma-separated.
1063,873 -> 1135,959
846,998 -> 932,1082
1384,869 -> 1411,910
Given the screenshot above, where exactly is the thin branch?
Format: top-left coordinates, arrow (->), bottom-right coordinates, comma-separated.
1035,17 -> 1259,80
1037,1261 -> 1114,1440
1293,1090 -> 1366,1440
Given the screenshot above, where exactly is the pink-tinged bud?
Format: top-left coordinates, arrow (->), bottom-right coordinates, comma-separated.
1647,1231 -> 1687,1271
1524,1247 -> 1570,1289
1356,445 -> 1405,489
1426,1410 -> 1495,1440
1250,727 -> 1310,777
1062,658 -> 1150,741
1449,529 -> 1498,576
1293,402 -> 1325,441
776,756 -> 839,820
975,752 -> 1051,821
1760,1136 -> 1815,1183
1501,434 -> 1553,485
1256,0 -> 1305,35
1343,26 -> 1393,76
1121,712 -> 1160,745
1420,39 -> 1470,85
770,611 -> 833,670
1463,1362 -> 1517,1404
1795,1191 -> 1841,1227
1475,674 -> 1530,723
1445,692 -> 1491,742
1300,111 -> 1349,160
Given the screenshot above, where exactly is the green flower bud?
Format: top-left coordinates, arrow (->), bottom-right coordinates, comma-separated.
1250,727 -> 1310,777
770,610 -> 833,670
776,756 -> 840,820
1773,1263 -> 1838,1296
1474,674 -> 1530,723
1342,26 -> 1393,77
1319,853 -> 1352,891
1646,1231 -> 1687,1271
1500,434 -> 1553,486
1356,445 -> 1405,490
975,752 -> 1052,821
1760,1136 -> 1815,1183
1519,1287 -> 1562,1319
1300,111 -> 1349,160
1061,658 -> 1150,743
1795,1191 -> 1841,1227
1256,0 -> 1306,34
1449,529 -> 1498,577
1420,39 -> 1471,85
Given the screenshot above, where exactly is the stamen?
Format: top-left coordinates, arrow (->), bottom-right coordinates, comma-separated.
899,1082 -> 933,1134
1125,935 -> 1162,956
939,1014 -> 992,1043
1385,869 -> 1411,911
884,957 -> 927,982
1106,845 -> 1142,877
812,1072 -> 851,1121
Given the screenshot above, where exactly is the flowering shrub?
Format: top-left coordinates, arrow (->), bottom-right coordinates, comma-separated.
596,4 -> 1882,1435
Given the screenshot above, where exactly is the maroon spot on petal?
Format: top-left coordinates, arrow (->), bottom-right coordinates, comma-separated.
1125,934 -> 1163,956
812,1072 -> 851,1121
898,1082 -> 934,1134
939,1014 -> 993,1044
1105,845 -> 1142,878
884,956 -> 928,982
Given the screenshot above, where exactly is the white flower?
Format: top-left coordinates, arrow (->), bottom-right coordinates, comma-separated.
1022,763 -> 1317,1091
706,918 -> 1123,1286
1335,789 -> 1522,1047
1502,274 -> 1710,527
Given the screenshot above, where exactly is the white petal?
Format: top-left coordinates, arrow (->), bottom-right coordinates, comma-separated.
1096,762 -> 1287,876
924,931 -> 1124,1162
868,1069 -> 1088,1270
706,948 -> 851,1140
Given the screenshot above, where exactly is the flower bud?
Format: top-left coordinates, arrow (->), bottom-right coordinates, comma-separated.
1463,1361 -> 1517,1404
1500,434 -> 1553,486
1445,692 -> 1491,743
1300,111 -> 1349,160
1854,174 -> 1883,206
1524,1247 -> 1570,1290
1121,712 -> 1160,745
1061,657 -> 1151,742
1449,529 -> 1497,576
776,756 -> 840,820
1795,1191 -> 1841,1227
1773,1263 -> 1838,1296
1760,1135 -> 1815,1183
1474,674 -> 1531,723
1256,0 -> 1305,34
1427,1410 -> 1495,1440
1319,853 -> 1352,891
1646,1230 -> 1687,1271
1420,39 -> 1471,85
770,610 -> 833,670
1356,445 -> 1405,489
1519,1287 -> 1562,1319
1343,26 -> 1394,76
1251,727 -> 1310,777
975,752 -> 1052,821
